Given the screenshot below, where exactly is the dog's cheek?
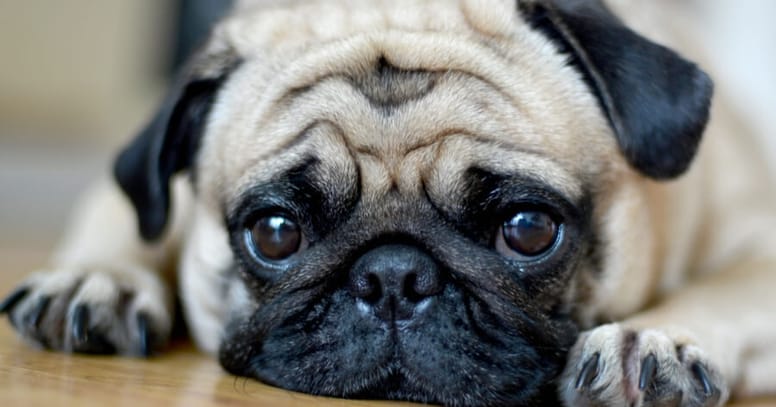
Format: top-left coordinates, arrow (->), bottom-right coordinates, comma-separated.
179,203 -> 239,354
218,288 -> 395,395
575,180 -> 657,325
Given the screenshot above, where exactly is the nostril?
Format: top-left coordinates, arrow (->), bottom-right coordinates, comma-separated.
349,244 -> 442,318
402,273 -> 421,303
364,274 -> 382,304
351,272 -> 382,304
402,272 -> 440,303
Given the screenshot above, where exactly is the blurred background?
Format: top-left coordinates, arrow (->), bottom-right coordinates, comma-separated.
0,0 -> 232,261
0,0 -> 774,266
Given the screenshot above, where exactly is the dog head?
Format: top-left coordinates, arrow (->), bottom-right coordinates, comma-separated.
113,0 -> 712,405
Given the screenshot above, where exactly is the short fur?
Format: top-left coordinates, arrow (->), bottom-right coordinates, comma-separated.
3,1 -> 776,406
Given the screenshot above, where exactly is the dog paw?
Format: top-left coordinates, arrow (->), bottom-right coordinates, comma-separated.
0,265 -> 172,356
560,323 -> 728,407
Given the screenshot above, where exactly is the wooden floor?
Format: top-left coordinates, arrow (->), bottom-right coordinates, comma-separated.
0,248 -> 772,406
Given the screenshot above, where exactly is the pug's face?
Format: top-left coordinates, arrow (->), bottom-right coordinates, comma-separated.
213,61 -> 604,404
114,1 -> 712,405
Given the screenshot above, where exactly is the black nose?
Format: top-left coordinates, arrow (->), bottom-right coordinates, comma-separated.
348,244 -> 442,321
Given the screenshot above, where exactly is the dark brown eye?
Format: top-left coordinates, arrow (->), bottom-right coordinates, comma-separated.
497,211 -> 558,257
246,215 -> 303,261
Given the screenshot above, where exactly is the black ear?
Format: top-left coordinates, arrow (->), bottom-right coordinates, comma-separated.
113,72 -> 230,241
519,0 -> 714,179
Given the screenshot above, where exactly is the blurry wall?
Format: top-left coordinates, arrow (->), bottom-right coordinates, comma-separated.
0,0 -> 176,144
0,0 -> 176,252
689,0 -> 776,164
0,0 -> 235,253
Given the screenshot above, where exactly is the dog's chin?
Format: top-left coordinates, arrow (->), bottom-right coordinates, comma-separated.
320,353 -> 560,407
330,359 -> 558,406
248,339 -> 559,406
220,289 -> 570,406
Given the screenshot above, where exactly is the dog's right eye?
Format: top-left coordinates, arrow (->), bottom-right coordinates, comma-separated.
495,210 -> 560,259
244,214 -> 305,262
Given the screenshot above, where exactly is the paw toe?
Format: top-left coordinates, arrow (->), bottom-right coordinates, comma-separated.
27,296 -> 51,330
136,313 -> 153,357
0,287 -> 30,314
561,325 -> 728,407
680,346 -> 726,407
638,353 -> 657,391
691,362 -> 715,397
3,268 -> 172,357
71,304 -> 90,345
575,352 -> 600,390
68,304 -> 116,354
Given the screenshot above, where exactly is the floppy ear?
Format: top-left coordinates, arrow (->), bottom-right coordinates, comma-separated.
113,66 -> 234,241
519,0 -> 713,179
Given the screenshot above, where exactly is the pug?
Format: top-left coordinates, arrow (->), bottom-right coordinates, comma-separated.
3,0 -> 776,405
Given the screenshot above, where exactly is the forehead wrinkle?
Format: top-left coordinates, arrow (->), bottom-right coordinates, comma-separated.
252,59 -> 541,167
400,128 -> 551,188
247,77 -> 423,169
216,43 -> 590,205
219,78 -> 378,184
244,71 -> 555,199
425,134 -> 583,205
245,64 -> 521,155
225,120 -> 358,208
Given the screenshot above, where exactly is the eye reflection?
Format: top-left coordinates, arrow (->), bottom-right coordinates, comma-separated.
246,215 -> 302,261
497,211 -> 558,257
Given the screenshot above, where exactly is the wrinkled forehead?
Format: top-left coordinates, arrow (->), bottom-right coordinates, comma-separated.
198,4 -> 618,211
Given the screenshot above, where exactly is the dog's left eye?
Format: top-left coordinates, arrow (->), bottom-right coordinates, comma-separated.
244,214 -> 305,262
496,210 -> 559,259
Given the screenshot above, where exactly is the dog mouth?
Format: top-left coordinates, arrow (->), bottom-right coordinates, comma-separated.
346,361 -> 440,403
219,284 -> 569,407
219,238 -> 577,405
251,324 -> 479,405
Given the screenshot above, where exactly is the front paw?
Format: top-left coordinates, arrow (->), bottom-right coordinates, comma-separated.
560,323 -> 728,407
0,265 -> 172,356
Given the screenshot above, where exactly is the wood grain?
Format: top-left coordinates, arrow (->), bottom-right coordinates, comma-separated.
0,248 -> 771,406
